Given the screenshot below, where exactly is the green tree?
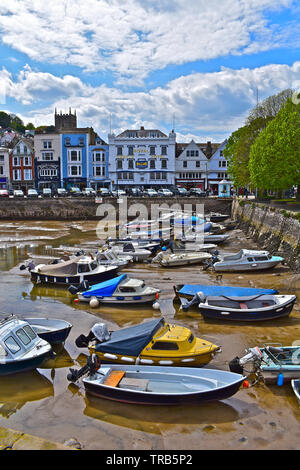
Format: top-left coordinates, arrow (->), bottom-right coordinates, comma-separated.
249,98 -> 300,199
0,111 -> 11,128
25,122 -> 35,130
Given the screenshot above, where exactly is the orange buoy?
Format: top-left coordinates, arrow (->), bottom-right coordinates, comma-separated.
155,292 -> 159,300
74,298 -> 79,303
243,380 -> 250,388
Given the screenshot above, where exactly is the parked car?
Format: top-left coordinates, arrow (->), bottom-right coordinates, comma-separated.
128,188 -> 142,197
188,188 -> 206,197
27,189 -> 39,198
97,188 -> 111,197
0,189 -> 9,198
42,188 -> 52,198
82,187 -> 96,197
68,187 -> 82,197
157,188 -> 173,197
144,189 -> 158,197
13,190 -> 24,198
56,188 -> 68,197
173,187 -> 188,197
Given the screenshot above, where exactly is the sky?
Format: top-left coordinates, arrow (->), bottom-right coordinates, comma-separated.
0,0 -> 299,143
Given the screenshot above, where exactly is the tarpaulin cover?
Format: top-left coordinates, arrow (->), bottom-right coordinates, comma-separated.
95,318 -> 165,356
82,274 -> 127,298
177,284 -> 278,297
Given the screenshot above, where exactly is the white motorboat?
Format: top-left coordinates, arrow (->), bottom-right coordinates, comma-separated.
96,248 -> 133,267
73,274 -> 160,305
152,251 -> 212,267
109,242 -> 152,262
212,249 -> 284,272
0,316 -> 52,375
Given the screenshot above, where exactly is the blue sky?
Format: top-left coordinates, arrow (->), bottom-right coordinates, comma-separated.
0,0 -> 299,142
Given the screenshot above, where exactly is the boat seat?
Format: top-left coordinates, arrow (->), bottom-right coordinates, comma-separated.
103,370 -> 125,387
239,303 -> 248,309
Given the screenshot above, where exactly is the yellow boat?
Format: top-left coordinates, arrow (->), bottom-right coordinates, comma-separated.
75,318 -> 221,367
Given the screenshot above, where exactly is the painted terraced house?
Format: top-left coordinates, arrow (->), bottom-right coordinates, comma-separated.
108,127 -> 176,190
88,136 -> 110,190
0,146 -> 10,189
34,126 -> 61,192
9,136 -> 35,193
175,139 -> 231,194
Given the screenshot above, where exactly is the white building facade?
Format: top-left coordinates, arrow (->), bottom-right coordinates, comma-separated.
207,139 -> 231,194
0,147 -> 10,189
108,127 -> 176,189
175,140 -> 209,190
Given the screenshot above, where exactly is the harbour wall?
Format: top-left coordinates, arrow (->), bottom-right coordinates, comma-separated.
0,197 -> 232,221
232,199 -> 300,272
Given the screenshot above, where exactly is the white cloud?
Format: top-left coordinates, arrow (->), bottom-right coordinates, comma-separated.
4,61 -> 299,142
0,0 -> 298,84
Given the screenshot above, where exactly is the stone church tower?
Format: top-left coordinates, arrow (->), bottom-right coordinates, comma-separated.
54,108 -> 77,130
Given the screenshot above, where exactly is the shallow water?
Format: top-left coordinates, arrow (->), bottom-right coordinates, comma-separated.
0,220 -> 299,450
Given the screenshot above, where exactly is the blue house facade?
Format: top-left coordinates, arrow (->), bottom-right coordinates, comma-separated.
88,136 -> 110,190
60,129 -> 92,190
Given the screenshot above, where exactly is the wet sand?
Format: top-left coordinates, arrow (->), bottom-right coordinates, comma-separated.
0,220 -> 299,450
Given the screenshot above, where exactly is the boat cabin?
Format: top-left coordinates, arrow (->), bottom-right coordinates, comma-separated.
0,317 -> 42,362
222,250 -> 273,262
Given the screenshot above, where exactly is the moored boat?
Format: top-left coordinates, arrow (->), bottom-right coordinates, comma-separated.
174,284 -> 279,301
291,379 -> 300,405
24,318 -> 73,344
179,292 -> 296,322
212,249 -> 284,272
74,317 -> 221,367
29,255 -> 119,287
71,274 -> 160,305
67,362 -> 246,405
152,251 -> 212,267
229,344 -> 300,384
0,316 -> 52,376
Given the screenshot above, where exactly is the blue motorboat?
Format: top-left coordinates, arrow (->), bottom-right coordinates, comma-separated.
174,284 -> 278,301
0,316 -> 52,376
70,274 -> 160,305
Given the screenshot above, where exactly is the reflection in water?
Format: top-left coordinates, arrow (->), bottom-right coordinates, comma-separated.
82,393 -> 248,435
0,370 -> 54,418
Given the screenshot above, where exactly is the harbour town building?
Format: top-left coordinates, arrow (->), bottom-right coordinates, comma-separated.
108,127 -> 176,190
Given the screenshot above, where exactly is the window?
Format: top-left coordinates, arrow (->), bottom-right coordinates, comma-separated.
128,146 -> 134,156
222,161 -> 227,167
150,172 -> 155,180
150,146 -> 155,156
161,146 -> 167,155
70,150 -> 80,162
93,166 -> 102,177
23,325 -> 36,340
128,159 -> 134,169
220,150 -> 223,156
13,169 -> 21,180
40,168 -> 57,177
150,159 -> 156,169
13,157 -> 20,166
183,161 -> 187,168
69,166 -> 81,176
65,138 -> 71,146
195,150 -> 199,157
16,146 -> 20,154
161,172 -> 166,180
78,264 -> 90,273
116,159 -> 123,170
0,155 -> 4,161
186,151 -> 190,157
188,334 -> 194,343
24,156 -> 31,166
23,146 -> 28,154
78,137 -> 84,146
5,336 -> 21,354
117,146 -> 123,156
161,159 -> 167,169
254,256 -> 269,261
152,341 -> 179,350
16,328 -> 31,346
93,152 -> 102,162
190,150 -> 194,157
0,166 -> 3,175
24,169 -> 32,180
196,161 -> 200,168
42,152 -> 54,161
43,141 -> 52,149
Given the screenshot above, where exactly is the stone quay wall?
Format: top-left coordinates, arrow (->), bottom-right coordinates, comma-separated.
0,197 -> 233,221
232,199 -> 300,272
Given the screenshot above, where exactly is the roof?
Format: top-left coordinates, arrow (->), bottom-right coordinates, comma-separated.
116,128 -> 168,138
175,141 -> 222,159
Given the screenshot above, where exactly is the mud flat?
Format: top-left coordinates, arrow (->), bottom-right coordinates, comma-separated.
0,220 -> 299,450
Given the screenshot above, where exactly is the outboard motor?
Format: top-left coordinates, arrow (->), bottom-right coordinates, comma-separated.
181,291 -> 206,312
69,280 -> 90,295
75,330 -> 96,348
67,354 -> 101,383
229,347 -> 263,375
